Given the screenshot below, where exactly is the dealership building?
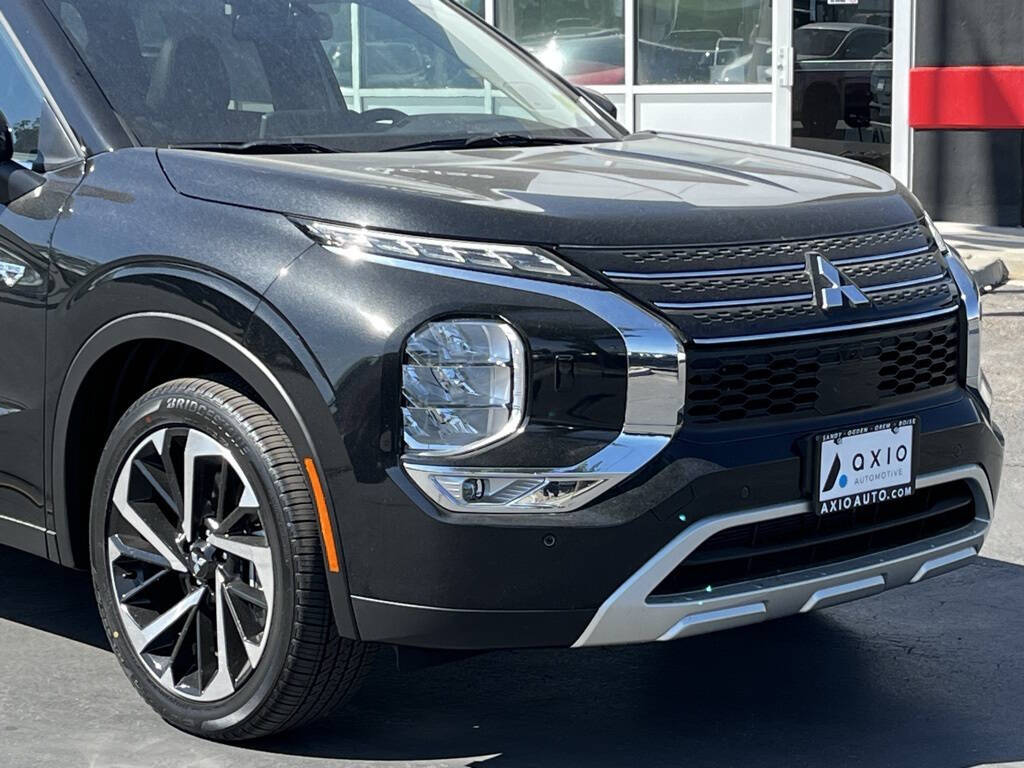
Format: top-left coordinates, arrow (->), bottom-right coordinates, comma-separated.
455,0 -> 1023,226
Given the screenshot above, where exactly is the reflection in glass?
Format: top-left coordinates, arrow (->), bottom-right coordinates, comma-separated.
791,0 -> 893,170
637,0 -> 772,85
455,0 -> 484,16
48,0 -> 617,151
496,0 -> 625,85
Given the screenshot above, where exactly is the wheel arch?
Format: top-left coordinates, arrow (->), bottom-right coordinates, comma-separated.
51,308 -> 360,639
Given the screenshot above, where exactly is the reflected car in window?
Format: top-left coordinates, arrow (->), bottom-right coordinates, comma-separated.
793,22 -> 892,137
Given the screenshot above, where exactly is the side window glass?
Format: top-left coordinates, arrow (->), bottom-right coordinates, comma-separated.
0,27 -> 45,170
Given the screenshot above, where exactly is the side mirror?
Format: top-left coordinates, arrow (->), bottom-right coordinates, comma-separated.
577,87 -> 618,120
0,111 -> 12,163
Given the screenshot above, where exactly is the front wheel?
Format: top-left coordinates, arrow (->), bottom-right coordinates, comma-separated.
90,378 -> 374,740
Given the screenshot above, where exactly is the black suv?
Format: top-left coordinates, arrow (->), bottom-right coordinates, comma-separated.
0,0 -> 1001,741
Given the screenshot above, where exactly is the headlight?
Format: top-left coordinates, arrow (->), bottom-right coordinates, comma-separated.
402,319 -> 527,457
293,219 -> 585,282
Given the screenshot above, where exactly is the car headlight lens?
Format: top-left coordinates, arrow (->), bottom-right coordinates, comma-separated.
294,219 -> 584,282
402,320 -> 527,456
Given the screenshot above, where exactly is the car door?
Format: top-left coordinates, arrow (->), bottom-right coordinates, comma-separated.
0,18 -> 77,556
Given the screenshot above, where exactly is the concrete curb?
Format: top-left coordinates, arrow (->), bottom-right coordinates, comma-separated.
937,221 -> 1024,280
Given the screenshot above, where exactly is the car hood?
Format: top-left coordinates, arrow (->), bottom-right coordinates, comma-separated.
157,133 -> 923,247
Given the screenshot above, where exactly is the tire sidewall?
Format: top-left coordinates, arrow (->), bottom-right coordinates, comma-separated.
90,383 -> 300,735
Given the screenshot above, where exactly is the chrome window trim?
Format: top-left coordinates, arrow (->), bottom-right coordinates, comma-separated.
321,245 -> 687,513
690,305 -> 958,345
0,10 -> 85,163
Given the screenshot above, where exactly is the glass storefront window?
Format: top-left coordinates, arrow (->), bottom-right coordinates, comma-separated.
791,0 -> 893,170
636,0 -> 772,85
496,0 -> 625,85
455,0 -> 484,16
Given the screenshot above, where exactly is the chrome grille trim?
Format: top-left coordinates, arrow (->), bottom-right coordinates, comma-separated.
861,274 -> 947,294
655,293 -> 814,310
689,306 -> 959,345
831,245 -> 932,267
602,245 -> 933,281
654,275 -> 947,310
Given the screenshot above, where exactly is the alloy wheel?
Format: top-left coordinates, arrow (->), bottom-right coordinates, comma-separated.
105,428 -> 275,701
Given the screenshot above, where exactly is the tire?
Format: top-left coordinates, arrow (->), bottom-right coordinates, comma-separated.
89,377 -> 374,740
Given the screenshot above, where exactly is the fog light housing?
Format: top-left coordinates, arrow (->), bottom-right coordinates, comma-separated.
402,319 -> 526,457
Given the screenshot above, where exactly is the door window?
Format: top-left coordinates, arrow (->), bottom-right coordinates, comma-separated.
0,26 -> 46,169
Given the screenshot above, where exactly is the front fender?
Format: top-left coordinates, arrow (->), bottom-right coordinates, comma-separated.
48,266 -> 360,639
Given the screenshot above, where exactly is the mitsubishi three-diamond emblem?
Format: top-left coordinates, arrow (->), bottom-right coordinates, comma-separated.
805,252 -> 871,311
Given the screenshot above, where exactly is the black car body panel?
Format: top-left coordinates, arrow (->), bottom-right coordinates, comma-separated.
158,134 -> 923,247
0,0 -> 1003,662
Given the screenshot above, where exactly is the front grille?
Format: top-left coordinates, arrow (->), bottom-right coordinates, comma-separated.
572,223 -> 927,273
557,222 -> 960,341
651,481 -> 977,597
684,316 -> 960,424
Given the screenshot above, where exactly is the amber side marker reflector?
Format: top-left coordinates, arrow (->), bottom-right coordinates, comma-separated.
304,458 -> 340,573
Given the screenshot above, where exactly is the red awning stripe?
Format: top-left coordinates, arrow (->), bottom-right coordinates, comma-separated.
910,66 -> 1024,130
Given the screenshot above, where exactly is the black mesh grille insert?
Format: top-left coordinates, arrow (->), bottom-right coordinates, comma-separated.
569,223 -> 929,273
651,481 -> 977,597
684,316 -> 960,424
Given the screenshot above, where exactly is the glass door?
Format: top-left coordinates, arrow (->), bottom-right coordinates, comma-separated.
790,0 -> 894,170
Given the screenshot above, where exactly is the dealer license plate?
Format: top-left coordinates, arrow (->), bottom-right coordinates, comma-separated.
814,418 -> 917,515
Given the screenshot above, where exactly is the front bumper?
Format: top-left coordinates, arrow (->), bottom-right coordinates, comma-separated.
349,399 -> 1002,649
573,464 -> 992,646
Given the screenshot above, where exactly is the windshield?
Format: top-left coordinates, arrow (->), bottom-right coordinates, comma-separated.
47,0 -> 621,152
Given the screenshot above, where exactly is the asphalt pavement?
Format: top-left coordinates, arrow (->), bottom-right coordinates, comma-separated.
2,285 -> 1024,768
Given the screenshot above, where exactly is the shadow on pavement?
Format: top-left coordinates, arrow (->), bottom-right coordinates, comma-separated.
0,544 -> 108,650
261,558 -> 1024,768
2,546 -> 1022,767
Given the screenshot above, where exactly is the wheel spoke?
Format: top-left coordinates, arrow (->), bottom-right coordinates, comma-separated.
129,588 -> 204,651
108,533 -> 172,570
215,457 -> 229,521
208,533 -> 274,626
212,505 -> 259,536
108,425 -> 273,702
166,602 -> 200,673
113,464 -> 188,573
120,568 -> 173,603
207,534 -> 272,574
222,579 -> 263,667
210,570 -> 238,698
224,579 -> 268,611
132,458 -> 179,518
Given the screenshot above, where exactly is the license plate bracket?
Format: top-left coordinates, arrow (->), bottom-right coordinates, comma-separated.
814,418 -> 918,515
